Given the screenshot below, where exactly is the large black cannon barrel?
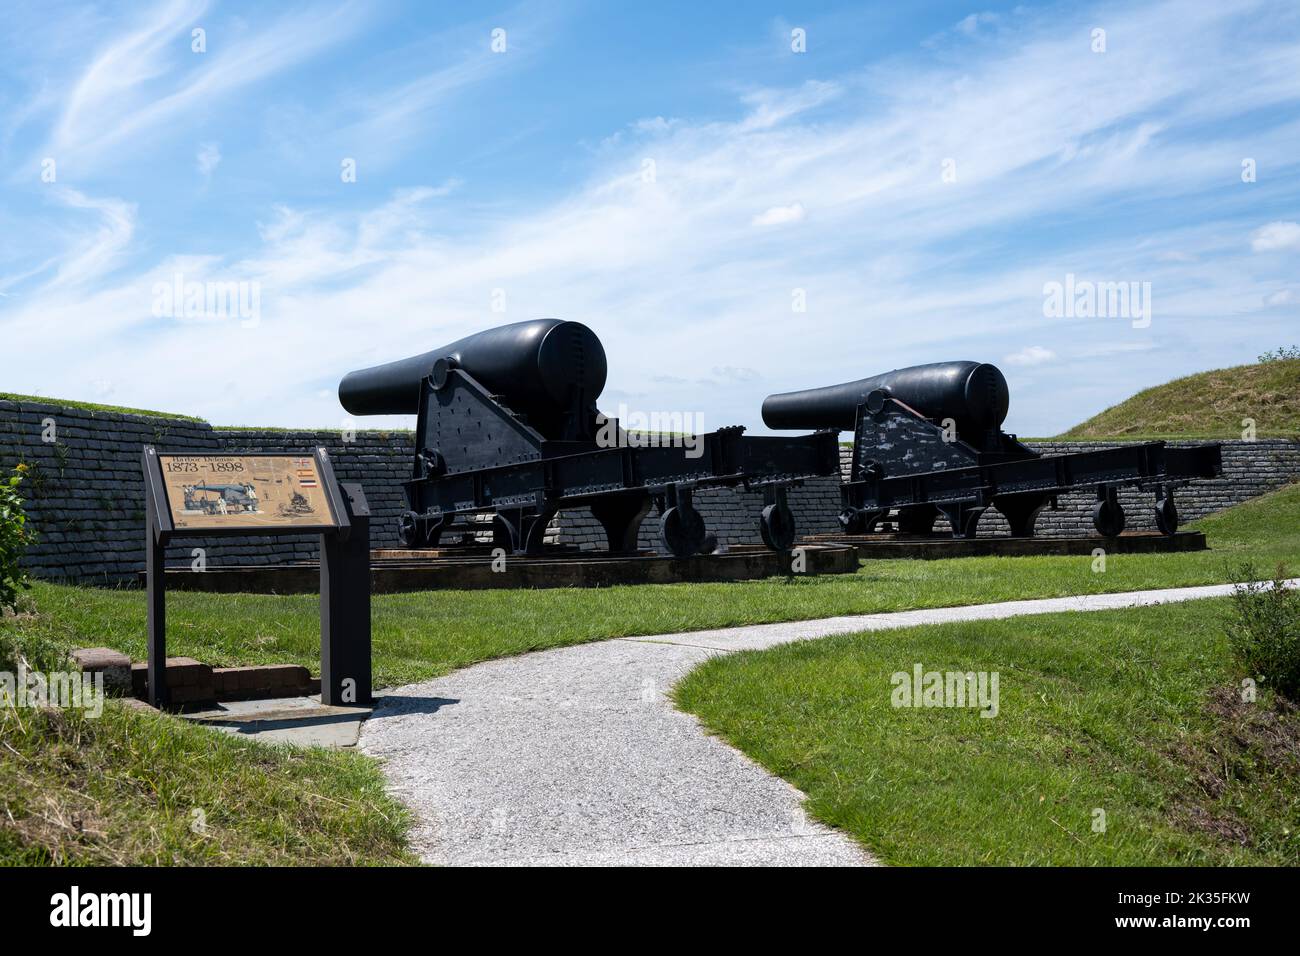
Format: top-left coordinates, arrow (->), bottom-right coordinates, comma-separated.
339,318 -> 608,417
762,361 -> 1010,433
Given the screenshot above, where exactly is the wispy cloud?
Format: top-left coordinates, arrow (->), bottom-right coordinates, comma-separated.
1,0 -> 1297,437
752,202 -> 805,227
196,141 -> 221,177
1004,345 -> 1056,367
1252,221 -> 1300,252
290,0 -> 563,169
38,0 -> 363,174
45,188 -> 137,291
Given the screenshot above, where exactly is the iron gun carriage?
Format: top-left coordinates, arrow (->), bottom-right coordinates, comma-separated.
340,319 -> 839,556
762,361 -> 1222,538
182,481 -> 260,515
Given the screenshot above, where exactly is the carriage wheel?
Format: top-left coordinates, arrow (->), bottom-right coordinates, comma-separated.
760,502 -> 797,551
1155,495 -> 1178,536
1091,498 -> 1126,537
660,506 -> 707,557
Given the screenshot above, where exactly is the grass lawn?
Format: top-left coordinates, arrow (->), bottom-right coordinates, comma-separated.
2,485 -> 1296,867
0,392 -> 205,422
4,482 -> 1299,688
675,598 -> 1300,865
0,701 -> 415,865
2,595 -> 414,867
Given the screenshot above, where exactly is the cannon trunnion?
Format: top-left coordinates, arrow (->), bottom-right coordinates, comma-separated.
763,361 -> 1222,539
340,319 -> 839,556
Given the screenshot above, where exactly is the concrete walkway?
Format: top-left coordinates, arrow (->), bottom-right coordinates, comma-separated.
358,579 -> 1297,867
183,696 -> 372,747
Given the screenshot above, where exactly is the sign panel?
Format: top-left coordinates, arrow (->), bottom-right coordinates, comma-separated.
156,454 -> 337,530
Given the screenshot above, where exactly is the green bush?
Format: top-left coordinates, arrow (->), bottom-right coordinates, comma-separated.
1227,563 -> 1300,700
0,464 -> 35,612
1258,345 -> 1300,362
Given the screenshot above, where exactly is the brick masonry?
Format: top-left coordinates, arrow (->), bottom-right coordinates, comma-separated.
0,398 -> 415,583
3,397 -> 1298,582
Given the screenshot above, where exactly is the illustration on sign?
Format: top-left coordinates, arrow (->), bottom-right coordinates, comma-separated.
157,455 -> 335,529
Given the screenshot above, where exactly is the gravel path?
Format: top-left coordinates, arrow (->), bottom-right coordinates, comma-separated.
359,579 -> 1296,866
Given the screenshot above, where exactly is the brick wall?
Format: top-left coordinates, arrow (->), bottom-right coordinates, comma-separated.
2,395 -> 1297,582
0,398 -> 413,583
554,478 -> 843,551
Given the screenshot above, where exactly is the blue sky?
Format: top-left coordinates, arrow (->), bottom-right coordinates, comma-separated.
1,0 -> 1298,435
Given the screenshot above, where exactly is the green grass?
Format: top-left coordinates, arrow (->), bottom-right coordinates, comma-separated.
2,485 -> 1297,867
213,425 -> 414,434
0,392 -> 205,422
0,630 -> 414,865
1058,359 -> 1300,439
0,702 -> 414,865
675,598 -> 1300,865
5,482 -> 1300,688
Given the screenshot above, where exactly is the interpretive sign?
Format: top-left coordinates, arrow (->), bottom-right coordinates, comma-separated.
157,453 -> 336,532
141,446 -> 371,709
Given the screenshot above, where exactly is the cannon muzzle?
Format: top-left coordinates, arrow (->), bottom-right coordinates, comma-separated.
339,318 -> 608,418
762,361 -> 1009,433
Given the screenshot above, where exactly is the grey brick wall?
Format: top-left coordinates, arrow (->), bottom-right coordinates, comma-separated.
0,398 -> 413,583
553,477 -> 843,551
2,394 -> 1296,582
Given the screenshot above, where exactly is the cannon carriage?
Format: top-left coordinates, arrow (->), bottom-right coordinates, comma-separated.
181,481 -> 260,515
340,319 -> 840,557
762,361 -> 1222,538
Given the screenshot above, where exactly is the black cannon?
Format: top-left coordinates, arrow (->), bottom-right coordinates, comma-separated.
340,319 -> 839,556
762,361 -> 1222,538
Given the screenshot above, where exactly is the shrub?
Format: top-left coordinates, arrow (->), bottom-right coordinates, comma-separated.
0,464 -> 35,613
1257,345 -> 1300,363
1227,563 -> 1300,700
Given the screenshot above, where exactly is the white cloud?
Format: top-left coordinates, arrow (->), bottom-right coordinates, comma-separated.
1263,289 -> 1296,306
737,81 -> 841,132
39,0 -> 362,173
310,2 -> 563,166
1251,221 -> 1300,252
1003,345 -> 1056,366
633,116 -> 679,135
51,0 -> 206,155
956,12 -> 998,36
1074,341 -> 1158,359
46,189 -> 137,291
196,141 -> 221,177
711,366 -> 761,383
3,0 -> 1299,438
752,202 -> 806,227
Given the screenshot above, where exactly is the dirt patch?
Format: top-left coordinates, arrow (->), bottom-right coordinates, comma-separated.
1204,685 -> 1300,763
1168,685 -> 1300,846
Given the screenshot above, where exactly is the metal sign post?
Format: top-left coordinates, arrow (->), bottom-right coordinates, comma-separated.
141,446 -> 372,708
321,482 -> 372,706
146,495 -> 169,707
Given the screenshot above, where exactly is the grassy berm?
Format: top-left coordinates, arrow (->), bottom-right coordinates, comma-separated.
0,633 -> 413,865
1058,358 -> 1300,440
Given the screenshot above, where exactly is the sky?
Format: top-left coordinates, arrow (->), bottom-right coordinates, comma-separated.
0,0 -> 1297,436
